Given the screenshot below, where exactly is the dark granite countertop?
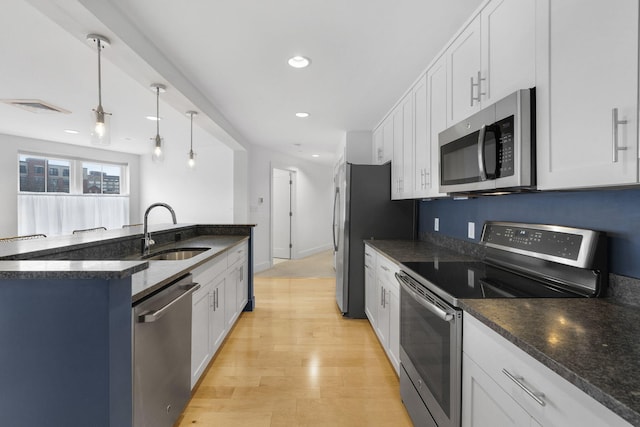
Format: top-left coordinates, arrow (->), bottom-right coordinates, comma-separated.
366,239 -> 640,426
0,224 -> 252,303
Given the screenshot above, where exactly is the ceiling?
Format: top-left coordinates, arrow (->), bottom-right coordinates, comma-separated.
3,0 -> 482,164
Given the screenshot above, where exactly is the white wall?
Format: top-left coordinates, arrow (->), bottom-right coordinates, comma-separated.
248,144 -> 334,272
139,138 -> 235,225
0,133 -> 140,237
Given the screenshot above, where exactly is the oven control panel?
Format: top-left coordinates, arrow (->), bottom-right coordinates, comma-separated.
482,223 -> 584,261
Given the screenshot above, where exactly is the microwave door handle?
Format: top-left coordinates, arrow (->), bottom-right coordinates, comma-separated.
477,124 -> 488,181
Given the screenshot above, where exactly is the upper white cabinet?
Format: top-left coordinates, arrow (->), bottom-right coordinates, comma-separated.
391,93 -> 414,199
536,0 -> 639,190
447,0 -> 536,125
413,74 -> 431,198
373,116 -> 394,165
447,15 -> 482,125
425,55 -> 449,198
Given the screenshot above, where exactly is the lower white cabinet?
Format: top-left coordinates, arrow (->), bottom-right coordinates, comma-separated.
463,313 -> 632,427
364,244 -> 400,375
190,240 -> 249,389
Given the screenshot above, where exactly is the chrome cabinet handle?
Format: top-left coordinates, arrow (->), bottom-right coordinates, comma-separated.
470,71 -> 486,106
138,283 -> 201,323
612,108 -> 628,162
380,265 -> 390,272
502,369 -> 546,407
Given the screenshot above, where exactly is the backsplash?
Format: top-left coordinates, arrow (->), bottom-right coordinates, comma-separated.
417,188 -> 640,305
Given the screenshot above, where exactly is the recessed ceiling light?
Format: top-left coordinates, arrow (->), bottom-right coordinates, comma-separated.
295,112 -> 310,118
288,56 -> 311,68
312,154 -> 320,158
145,116 -> 162,121
64,129 -> 79,134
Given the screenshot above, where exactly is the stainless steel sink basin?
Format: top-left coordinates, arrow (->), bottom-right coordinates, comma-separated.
143,247 -> 209,261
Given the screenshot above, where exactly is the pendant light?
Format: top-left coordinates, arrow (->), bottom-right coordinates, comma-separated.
87,34 -> 111,146
150,83 -> 166,162
186,111 -> 198,169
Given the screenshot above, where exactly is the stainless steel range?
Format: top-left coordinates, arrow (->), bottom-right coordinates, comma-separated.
395,221 -> 608,427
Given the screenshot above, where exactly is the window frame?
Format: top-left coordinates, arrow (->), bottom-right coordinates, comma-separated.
18,152 -> 129,196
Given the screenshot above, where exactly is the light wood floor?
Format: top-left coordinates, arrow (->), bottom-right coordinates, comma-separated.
177,276 -> 413,426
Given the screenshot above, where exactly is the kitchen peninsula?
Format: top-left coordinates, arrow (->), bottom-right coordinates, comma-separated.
0,224 -> 254,427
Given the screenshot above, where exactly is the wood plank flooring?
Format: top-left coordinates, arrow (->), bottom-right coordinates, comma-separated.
177,276 -> 413,427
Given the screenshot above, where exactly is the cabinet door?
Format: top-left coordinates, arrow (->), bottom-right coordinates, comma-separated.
413,74 -> 429,198
392,103 -> 404,200
426,55 -> 450,198
387,283 -> 400,375
191,282 -> 212,389
373,127 -> 384,164
225,268 -> 238,328
448,15 -> 482,125
211,278 -> 226,352
480,0 -> 536,105
382,116 -> 394,164
462,353 -> 531,427
364,252 -> 377,326
237,259 -> 248,312
536,0 -> 638,189
375,279 -> 390,348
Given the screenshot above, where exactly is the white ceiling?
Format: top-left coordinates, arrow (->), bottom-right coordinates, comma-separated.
3,0 -> 482,164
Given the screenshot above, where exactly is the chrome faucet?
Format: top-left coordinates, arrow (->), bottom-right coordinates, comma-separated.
141,202 -> 177,255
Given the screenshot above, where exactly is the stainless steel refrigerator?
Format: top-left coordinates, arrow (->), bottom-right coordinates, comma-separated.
332,162 -> 416,318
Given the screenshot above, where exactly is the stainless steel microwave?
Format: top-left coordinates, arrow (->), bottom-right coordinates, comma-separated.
439,88 -> 535,194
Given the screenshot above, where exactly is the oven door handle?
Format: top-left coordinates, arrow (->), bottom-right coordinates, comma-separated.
396,272 -> 454,322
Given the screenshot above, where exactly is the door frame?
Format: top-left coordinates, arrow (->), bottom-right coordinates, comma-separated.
270,164 -> 297,265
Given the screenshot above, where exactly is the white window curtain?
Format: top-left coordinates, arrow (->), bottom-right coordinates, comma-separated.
18,194 -> 129,236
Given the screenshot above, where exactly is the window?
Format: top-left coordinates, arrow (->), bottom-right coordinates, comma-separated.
19,155 -> 70,193
18,153 -> 130,237
82,162 -> 122,194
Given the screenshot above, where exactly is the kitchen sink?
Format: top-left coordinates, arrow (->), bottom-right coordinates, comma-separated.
142,247 -> 209,261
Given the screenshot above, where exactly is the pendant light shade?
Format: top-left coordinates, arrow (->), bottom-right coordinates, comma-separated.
151,83 -> 166,162
87,34 -> 111,146
186,111 -> 198,169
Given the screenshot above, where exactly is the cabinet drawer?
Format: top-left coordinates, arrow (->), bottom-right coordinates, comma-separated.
192,253 -> 227,286
228,241 -> 247,267
364,245 -> 376,268
376,255 -> 399,286
463,313 -> 631,427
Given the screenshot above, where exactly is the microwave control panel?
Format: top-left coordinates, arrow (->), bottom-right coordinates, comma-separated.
496,115 -> 514,177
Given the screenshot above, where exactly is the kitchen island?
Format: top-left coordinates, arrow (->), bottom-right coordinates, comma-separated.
366,239 -> 640,427
0,224 -> 254,427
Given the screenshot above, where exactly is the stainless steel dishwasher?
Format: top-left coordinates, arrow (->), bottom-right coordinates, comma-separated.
133,274 -> 200,427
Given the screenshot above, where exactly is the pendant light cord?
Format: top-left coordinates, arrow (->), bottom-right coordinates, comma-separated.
97,39 -> 103,107
190,112 -> 194,151
156,87 -> 160,136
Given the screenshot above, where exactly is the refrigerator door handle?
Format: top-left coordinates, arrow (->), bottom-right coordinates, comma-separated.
332,186 -> 340,252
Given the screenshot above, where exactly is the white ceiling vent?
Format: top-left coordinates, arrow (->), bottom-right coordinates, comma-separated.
1,99 -> 70,114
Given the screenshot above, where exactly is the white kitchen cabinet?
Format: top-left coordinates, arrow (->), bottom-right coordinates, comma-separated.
463,313 -> 632,427
191,254 -> 227,388
447,14 -> 481,125
373,115 -> 394,165
413,73 -> 431,198
462,353 -> 532,427
364,245 -> 377,326
425,55 -> 449,198
447,0 -> 535,125
536,0 -> 639,190
190,240 -> 250,389
391,92 -> 414,200
373,250 -> 401,374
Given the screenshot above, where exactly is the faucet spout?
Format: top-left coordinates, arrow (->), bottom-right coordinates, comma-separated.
142,202 -> 177,255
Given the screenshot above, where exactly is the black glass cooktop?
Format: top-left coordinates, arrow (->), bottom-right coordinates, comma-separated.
401,260 -> 581,300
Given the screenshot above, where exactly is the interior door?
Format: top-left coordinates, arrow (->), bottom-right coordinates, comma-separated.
272,168 -> 291,259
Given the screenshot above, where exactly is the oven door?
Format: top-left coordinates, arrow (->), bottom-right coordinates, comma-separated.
397,271 -> 462,427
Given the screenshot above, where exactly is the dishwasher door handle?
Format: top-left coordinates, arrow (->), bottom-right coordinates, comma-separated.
138,283 -> 200,323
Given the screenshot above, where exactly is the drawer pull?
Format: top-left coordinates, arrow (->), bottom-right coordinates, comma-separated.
502,369 -> 546,406
381,265 -> 390,272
